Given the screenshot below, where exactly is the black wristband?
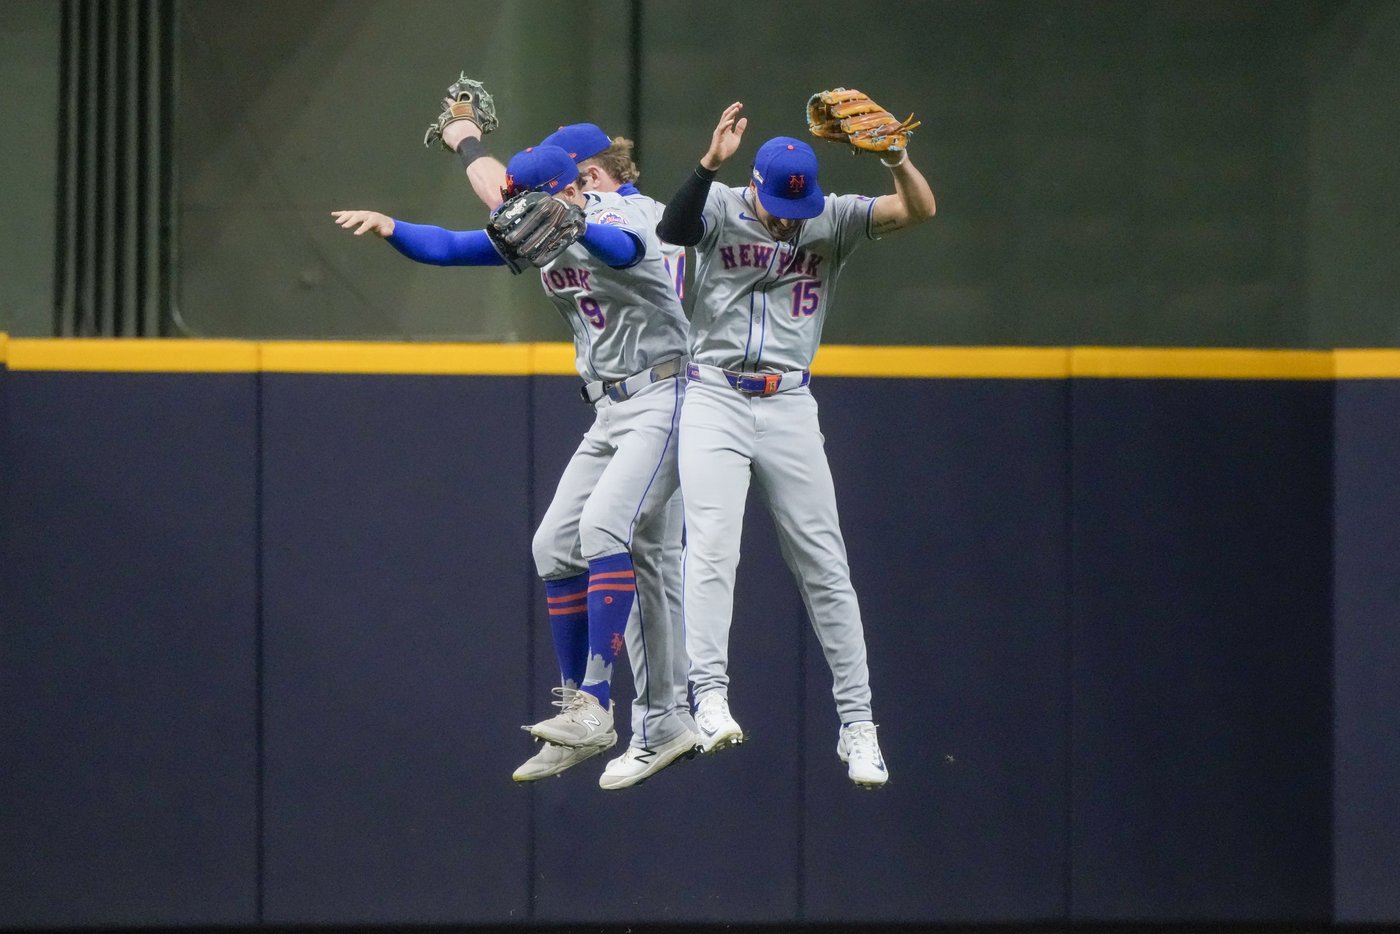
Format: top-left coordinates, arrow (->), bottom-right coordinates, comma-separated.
456,136 -> 490,171
695,163 -> 719,181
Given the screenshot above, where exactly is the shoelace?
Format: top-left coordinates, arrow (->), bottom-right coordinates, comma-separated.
547,686 -> 579,710
845,724 -> 880,759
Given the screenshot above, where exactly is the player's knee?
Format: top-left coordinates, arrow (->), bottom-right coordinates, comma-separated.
577,512 -> 629,561
531,525 -> 575,579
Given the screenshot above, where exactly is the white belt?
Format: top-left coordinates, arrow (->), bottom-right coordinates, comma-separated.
685,362 -> 811,396
581,355 -> 688,405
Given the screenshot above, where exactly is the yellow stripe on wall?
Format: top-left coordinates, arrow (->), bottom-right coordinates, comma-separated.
7,338 -> 259,372
0,336 -> 1397,379
1071,347 -> 1335,380
1334,349 -> 1400,379
259,341 -> 535,375
813,345 -> 1070,378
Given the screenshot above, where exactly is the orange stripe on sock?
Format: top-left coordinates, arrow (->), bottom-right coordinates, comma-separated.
546,593 -> 587,604
590,570 -> 635,581
547,605 -> 588,616
588,583 -> 636,593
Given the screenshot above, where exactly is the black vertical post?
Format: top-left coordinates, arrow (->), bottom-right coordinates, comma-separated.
52,0 -> 74,336
136,0 -> 150,335
628,0 -> 643,162
157,0 -> 175,337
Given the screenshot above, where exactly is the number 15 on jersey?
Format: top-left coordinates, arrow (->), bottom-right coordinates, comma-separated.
791,281 -> 820,317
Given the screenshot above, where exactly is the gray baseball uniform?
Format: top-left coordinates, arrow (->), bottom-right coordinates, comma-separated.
680,184 -> 878,724
532,189 -> 692,747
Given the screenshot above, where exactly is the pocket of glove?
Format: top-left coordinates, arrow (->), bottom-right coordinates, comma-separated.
487,190 -> 587,274
423,73 -> 499,149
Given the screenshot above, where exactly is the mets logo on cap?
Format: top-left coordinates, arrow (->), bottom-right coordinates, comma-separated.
788,174 -> 806,195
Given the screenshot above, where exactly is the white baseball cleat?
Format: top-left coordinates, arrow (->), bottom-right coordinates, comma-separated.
512,733 -> 616,782
837,721 -> 888,788
694,691 -> 744,754
598,730 -> 702,790
526,687 -> 615,749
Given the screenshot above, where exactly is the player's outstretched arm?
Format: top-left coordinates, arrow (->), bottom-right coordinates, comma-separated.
330,210 -> 506,267
659,101 -> 747,246
869,151 -> 937,237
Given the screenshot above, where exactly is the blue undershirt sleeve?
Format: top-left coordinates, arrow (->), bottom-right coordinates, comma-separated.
386,221 -> 506,266
578,222 -> 644,269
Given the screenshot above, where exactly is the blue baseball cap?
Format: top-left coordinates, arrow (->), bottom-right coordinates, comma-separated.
750,137 -> 824,220
504,144 -> 579,196
540,123 -> 612,162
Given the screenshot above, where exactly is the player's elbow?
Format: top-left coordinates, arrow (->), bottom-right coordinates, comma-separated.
657,218 -> 702,248
909,193 -> 936,223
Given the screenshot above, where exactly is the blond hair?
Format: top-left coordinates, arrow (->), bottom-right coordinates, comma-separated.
579,136 -> 640,186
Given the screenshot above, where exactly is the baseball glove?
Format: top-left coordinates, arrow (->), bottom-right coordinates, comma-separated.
486,190 -> 586,273
806,88 -> 920,153
423,72 -> 499,149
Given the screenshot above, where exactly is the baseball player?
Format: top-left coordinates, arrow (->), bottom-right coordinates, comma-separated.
333,141 -> 698,790
655,99 -> 937,787
433,93 -> 694,785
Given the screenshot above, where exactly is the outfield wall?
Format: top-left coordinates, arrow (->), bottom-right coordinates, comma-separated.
2,339 -> 1397,927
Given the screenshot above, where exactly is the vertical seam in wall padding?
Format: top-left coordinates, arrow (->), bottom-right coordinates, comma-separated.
1326,377 -> 1338,921
254,368 -> 265,922
524,373 -> 537,918
1063,375 -> 1076,922
795,591 -> 806,919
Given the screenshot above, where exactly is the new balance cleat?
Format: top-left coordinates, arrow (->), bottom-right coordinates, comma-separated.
694,691 -> 744,754
512,733 -> 616,782
837,721 -> 888,788
598,730 -> 702,790
526,687 -> 615,748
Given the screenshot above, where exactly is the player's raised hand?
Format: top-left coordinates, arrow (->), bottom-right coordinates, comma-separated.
702,101 -> 747,170
331,210 -> 395,238
441,98 -> 484,152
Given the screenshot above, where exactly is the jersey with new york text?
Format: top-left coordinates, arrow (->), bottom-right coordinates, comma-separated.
688,185 -> 875,373
539,190 -> 688,384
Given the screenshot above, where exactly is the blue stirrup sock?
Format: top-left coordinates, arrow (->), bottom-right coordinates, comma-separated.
544,573 -> 588,691
580,552 -> 636,708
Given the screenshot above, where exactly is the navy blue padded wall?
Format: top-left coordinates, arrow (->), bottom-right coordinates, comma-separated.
805,378 -> 1071,923
259,374 -> 532,925
0,371 -> 259,928
1333,380 -> 1400,922
1069,379 -> 1333,922
527,376 -> 803,924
